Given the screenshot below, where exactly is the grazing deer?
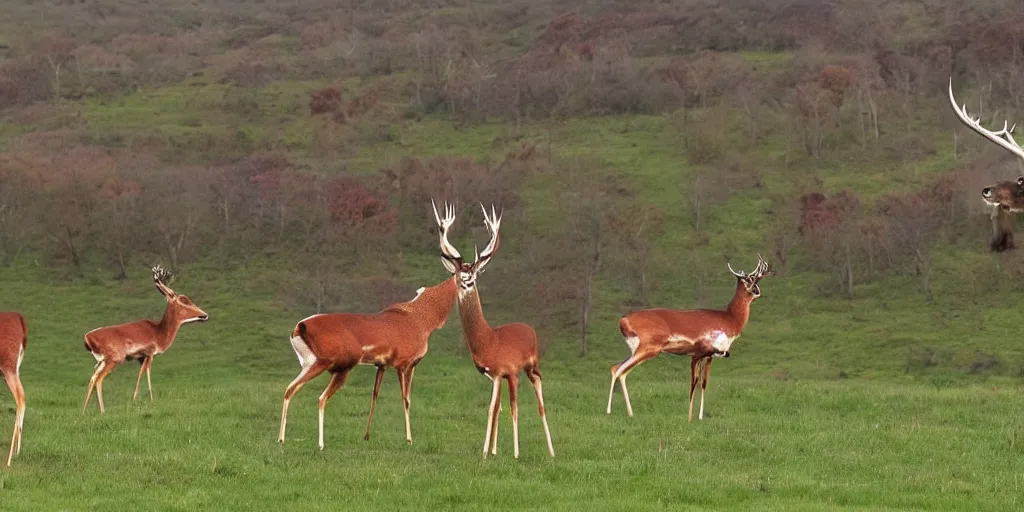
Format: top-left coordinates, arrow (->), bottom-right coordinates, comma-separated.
607,255 -> 771,421
949,79 -> 1024,252
1,312 -> 26,468
433,201 -> 554,459
82,266 -> 209,413
277,265 -> 458,450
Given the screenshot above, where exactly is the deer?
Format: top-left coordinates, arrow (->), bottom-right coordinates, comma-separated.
607,255 -> 771,422
949,78 -> 1024,252
433,200 -> 554,459
82,266 -> 209,414
1,312 -> 26,468
277,260 -> 458,450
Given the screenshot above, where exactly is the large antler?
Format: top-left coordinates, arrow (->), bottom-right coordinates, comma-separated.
948,78 -> 1024,160
728,254 -> 771,280
432,199 -> 463,270
474,203 -> 502,272
151,264 -> 176,297
750,253 -> 771,280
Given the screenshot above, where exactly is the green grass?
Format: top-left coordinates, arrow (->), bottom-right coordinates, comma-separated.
1,264 -> 1023,510
2,26 -> 1023,509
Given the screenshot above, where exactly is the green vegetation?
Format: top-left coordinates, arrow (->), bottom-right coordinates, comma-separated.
2,266 -> 1022,510
3,0 -> 1024,509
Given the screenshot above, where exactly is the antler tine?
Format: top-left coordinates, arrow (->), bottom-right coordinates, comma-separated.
752,253 -> 771,279
477,203 -> 502,262
431,199 -> 463,262
151,264 -> 176,296
431,198 -> 443,228
948,78 -> 1024,160
727,262 -> 746,279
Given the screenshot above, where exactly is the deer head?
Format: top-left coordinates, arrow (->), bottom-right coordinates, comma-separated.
151,265 -> 209,323
727,254 -> 772,300
948,79 -> 1024,211
948,79 -> 1024,251
431,200 -> 501,295
980,177 -> 1024,212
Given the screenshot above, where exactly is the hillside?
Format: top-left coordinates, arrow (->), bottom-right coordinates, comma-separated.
2,0 -> 1024,509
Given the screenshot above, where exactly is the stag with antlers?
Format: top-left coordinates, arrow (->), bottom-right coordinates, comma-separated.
1,312 -> 26,467
277,255 -> 458,450
949,79 -> 1024,252
607,256 -> 771,422
433,200 -> 554,459
82,266 -> 209,413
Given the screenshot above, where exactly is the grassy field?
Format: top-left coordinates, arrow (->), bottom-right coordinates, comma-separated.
1,265 -> 1023,510
5,2 -> 1024,507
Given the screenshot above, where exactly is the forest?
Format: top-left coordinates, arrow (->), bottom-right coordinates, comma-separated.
2,1 -> 1024,509
3,0 -> 1024,360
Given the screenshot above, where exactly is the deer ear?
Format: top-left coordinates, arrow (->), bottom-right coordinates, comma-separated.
475,255 -> 493,274
441,257 -> 458,274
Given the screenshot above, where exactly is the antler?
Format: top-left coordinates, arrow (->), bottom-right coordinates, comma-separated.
727,262 -> 746,279
948,78 -> 1024,160
728,254 -> 772,280
431,199 -> 463,264
476,203 -> 502,265
151,264 -> 176,297
750,253 -> 772,280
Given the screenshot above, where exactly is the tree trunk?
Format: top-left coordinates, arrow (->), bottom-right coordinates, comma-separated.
64,225 -> 80,268
579,268 -> 592,357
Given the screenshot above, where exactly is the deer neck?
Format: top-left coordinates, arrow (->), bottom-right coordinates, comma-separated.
724,282 -> 753,332
458,287 -> 494,354
156,302 -> 183,352
406,276 -> 459,330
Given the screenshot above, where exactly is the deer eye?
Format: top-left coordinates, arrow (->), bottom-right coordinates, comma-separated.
180,297 -> 192,305
1017,177 -> 1024,187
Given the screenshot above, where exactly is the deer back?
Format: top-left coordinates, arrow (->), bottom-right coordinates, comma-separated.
0,312 -> 27,366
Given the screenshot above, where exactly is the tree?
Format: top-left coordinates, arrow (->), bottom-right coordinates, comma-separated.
39,35 -> 75,102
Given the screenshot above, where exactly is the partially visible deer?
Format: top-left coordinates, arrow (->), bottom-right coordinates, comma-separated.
83,266 -> 209,413
607,255 -> 771,422
949,79 -> 1024,252
277,261 -> 458,450
1,312 -> 26,468
433,201 -> 554,459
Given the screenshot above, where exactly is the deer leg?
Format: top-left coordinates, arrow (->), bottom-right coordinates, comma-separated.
93,360 -> 120,415
617,352 -> 655,417
318,368 -> 351,451
609,351 -> 655,416
607,353 -> 640,414
400,366 -> 414,444
687,357 -> 700,422
4,372 -> 24,467
526,368 -> 555,457
483,376 -> 501,458
699,358 -> 713,420
278,360 -> 329,443
144,357 -> 154,401
490,385 -> 502,456
363,365 -> 386,441
83,360 -> 106,413
132,357 -> 147,401
507,374 -> 520,459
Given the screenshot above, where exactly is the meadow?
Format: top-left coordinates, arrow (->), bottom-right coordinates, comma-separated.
4,0 -> 1024,509
2,261 -> 1024,511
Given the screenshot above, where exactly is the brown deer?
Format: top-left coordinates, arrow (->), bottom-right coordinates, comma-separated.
433,201 -> 554,459
1,312 -> 26,467
82,266 -> 209,414
949,79 -> 1024,251
277,265 -> 458,450
607,255 -> 771,421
